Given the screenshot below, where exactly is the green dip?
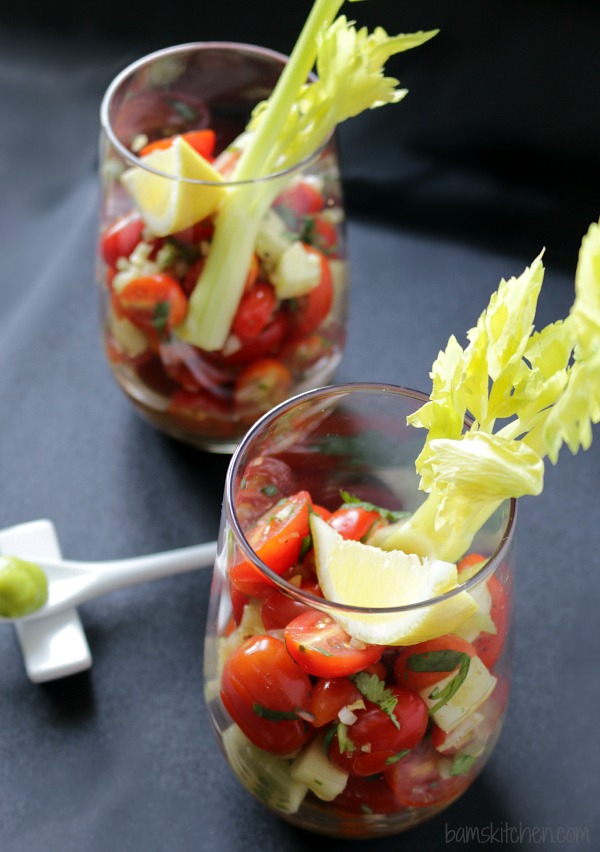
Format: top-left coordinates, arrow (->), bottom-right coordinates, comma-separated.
0,556 -> 48,618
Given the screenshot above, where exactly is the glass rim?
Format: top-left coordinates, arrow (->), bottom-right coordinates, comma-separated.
99,40 -> 330,187
225,382 -> 517,617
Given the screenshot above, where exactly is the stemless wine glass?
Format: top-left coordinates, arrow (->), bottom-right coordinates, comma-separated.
204,383 -> 515,838
97,43 -> 348,452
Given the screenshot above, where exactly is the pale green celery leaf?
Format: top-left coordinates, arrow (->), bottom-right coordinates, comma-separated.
409,336 -> 467,430
541,355 -> 600,462
468,253 -> 545,382
460,329 -> 491,428
421,432 -> 545,512
571,219 -> 600,358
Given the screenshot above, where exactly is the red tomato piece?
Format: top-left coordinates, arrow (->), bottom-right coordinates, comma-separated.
166,388 -> 235,439
275,181 -> 325,219
100,212 -> 144,266
172,217 -> 215,247
283,611 -> 383,678
233,358 -> 292,409
384,737 -> 471,807
457,552 -> 487,574
232,283 -> 277,341
286,247 -> 333,338
234,456 -> 297,527
308,678 -> 362,728
220,634 -> 312,755
328,506 -> 381,541
333,775 -> 403,816
260,590 -> 313,631
229,491 -> 312,597
140,128 -> 217,159
393,635 -> 477,693
214,311 -> 288,366
308,214 -> 338,254
117,274 -> 187,337
328,686 -> 429,776
473,575 -> 509,670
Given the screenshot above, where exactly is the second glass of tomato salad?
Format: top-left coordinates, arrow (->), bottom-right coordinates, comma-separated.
204,383 -> 515,838
97,43 -> 348,451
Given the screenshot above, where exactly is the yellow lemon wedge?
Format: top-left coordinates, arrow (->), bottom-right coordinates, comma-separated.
120,136 -> 226,237
311,514 -> 477,646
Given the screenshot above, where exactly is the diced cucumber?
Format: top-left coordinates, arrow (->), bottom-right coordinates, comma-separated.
290,737 -> 348,801
255,209 -> 293,271
421,656 -> 497,733
454,581 -> 496,643
222,724 -> 308,814
271,241 -> 321,298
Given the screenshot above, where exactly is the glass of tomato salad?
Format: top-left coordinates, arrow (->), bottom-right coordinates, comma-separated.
204,383 -> 515,837
97,43 -> 348,451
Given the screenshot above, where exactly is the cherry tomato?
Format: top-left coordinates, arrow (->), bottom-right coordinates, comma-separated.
286,247 -> 333,338
457,552 -> 487,574
308,677 -> 362,728
220,634 -> 312,755
384,738 -> 471,807
229,492 -> 312,597
311,504 -> 332,521
167,388 -> 235,438
233,358 -> 292,409
117,274 -> 187,337
393,635 -> 477,693
214,311 -> 288,366
232,283 -> 278,341
275,181 -> 324,219
260,590 -> 313,631
172,217 -> 215,247
140,128 -> 216,159
473,576 -> 509,670
328,686 -> 428,776
100,213 -> 144,266
333,775 -> 403,817
328,506 -> 381,541
284,611 -> 383,678
234,456 -> 297,527
308,214 -> 338,254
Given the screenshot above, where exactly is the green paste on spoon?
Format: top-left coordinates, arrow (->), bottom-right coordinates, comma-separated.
0,556 -> 48,618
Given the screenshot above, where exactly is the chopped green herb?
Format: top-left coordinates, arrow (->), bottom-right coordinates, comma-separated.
152,300 -> 170,336
252,703 -> 299,722
261,484 -> 279,497
385,749 -> 410,765
451,753 -> 477,776
299,534 -> 312,561
360,803 -> 374,815
339,490 -> 410,523
351,672 -> 400,729
170,99 -> 197,121
407,650 -> 471,714
322,724 -> 337,755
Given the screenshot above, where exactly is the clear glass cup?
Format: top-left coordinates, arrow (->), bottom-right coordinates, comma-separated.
204,383 -> 515,838
97,43 -> 348,452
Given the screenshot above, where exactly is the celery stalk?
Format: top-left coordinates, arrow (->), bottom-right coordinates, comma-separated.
176,2 -> 438,350
375,220 -> 600,563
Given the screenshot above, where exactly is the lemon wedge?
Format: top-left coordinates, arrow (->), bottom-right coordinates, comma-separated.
310,515 -> 477,646
120,136 -> 226,237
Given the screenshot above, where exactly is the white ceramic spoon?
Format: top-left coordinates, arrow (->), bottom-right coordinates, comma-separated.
0,519 -> 217,683
1,541 -> 217,625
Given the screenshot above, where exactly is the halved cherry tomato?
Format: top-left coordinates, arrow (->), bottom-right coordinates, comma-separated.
233,358 -> 292,409
214,311 -> 288,366
384,737 -> 471,807
328,506 -> 381,541
140,128 -> 217,159
232,283 -> 277,341
220,634 -> 312,755
117,274 -> 187,337
328,686 -> 428,776
307,214 -> 338,255
229,491 -> 312,597
308,677 -> 362,728
100,212 -> 144,266
333,775 -> 403,816
393,635 -> 477,693
286,247 -> 333,338
473,576 -> 509,670
275,181 -> 324,219
234,456 -> 297,526
283,611 -> 383,678
260,589 -> 313,631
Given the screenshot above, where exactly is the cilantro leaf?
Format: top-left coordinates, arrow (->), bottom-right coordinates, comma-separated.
252,703 -> 300,721
407,650 -> 471,714
339,490 -> 409,523
152,301 -> 170,337
351,672 -> 400,729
